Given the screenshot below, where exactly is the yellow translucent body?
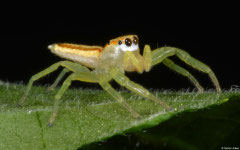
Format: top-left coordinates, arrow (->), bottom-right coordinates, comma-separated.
19,35 -> 221,126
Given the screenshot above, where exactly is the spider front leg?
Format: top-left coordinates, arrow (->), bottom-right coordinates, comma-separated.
162,58 -> 204,92
141,45 -> 204,92
110,68 -> 171,111
151,46 -> 221,92
143,45 -> 152,72
99,79 -> 140,118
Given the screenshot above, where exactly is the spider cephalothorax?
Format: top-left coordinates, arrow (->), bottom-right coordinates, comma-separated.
105,35 -> 139,52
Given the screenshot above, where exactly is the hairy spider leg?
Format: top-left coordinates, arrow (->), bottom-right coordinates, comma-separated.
123,46 -> 152,73
151,46 -> 221,92
162,58 -> 204,92
142,45 -> 203,92
18,60 -> 90,106
124,51 -> 144,73
142,45 -> 152,72
47,68 -> 70,91
110,68 -> 171,111
99,81 -> 140,118
48,72 -> 98,126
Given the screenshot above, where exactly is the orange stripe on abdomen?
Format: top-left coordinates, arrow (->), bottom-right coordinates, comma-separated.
57,43 -> 103,52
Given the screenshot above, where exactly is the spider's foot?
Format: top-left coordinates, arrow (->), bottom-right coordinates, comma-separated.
16,100 -> 24,107
48,112 -> 57,127
131,111 -> 140,119
48,123 -> 53,127
46,87 -> 54,92
136,115 -> 142,120
17,96 -> 26,107
16,103 -> 22,107
169,107 -> 175,112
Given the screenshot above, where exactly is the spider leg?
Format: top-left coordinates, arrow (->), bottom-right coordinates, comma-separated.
110,68 -> 171,111
124,51 -> 144,73
143,45 -> 152,72
47,68 -> 70,91
123,45 -> 152,73
48,72 -> 98,126
151,46 -> 221,92
18,61 -> 90,106
162,58 -> 204,92
99,80 -> 140,118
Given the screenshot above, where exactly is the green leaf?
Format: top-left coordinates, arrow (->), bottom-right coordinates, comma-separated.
134,94 -> 240,150
0,81 -> 238,150
84,93 -> 240,150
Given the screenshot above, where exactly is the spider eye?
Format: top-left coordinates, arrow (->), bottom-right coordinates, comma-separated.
133,36 -> 138,45
125,38 -> 132,47
118,40 -> 122,45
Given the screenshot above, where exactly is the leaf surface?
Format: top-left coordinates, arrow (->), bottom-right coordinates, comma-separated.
0,82 -> 237,150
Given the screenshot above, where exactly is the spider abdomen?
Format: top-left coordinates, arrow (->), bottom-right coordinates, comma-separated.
48,43 -> 102,68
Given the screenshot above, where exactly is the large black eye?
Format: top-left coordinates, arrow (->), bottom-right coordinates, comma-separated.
133,36 -> 138,45
125,38 -> 132,47
118,40 -> 122,45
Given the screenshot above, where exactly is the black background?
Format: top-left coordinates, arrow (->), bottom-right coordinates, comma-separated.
0,3 -> 239,91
